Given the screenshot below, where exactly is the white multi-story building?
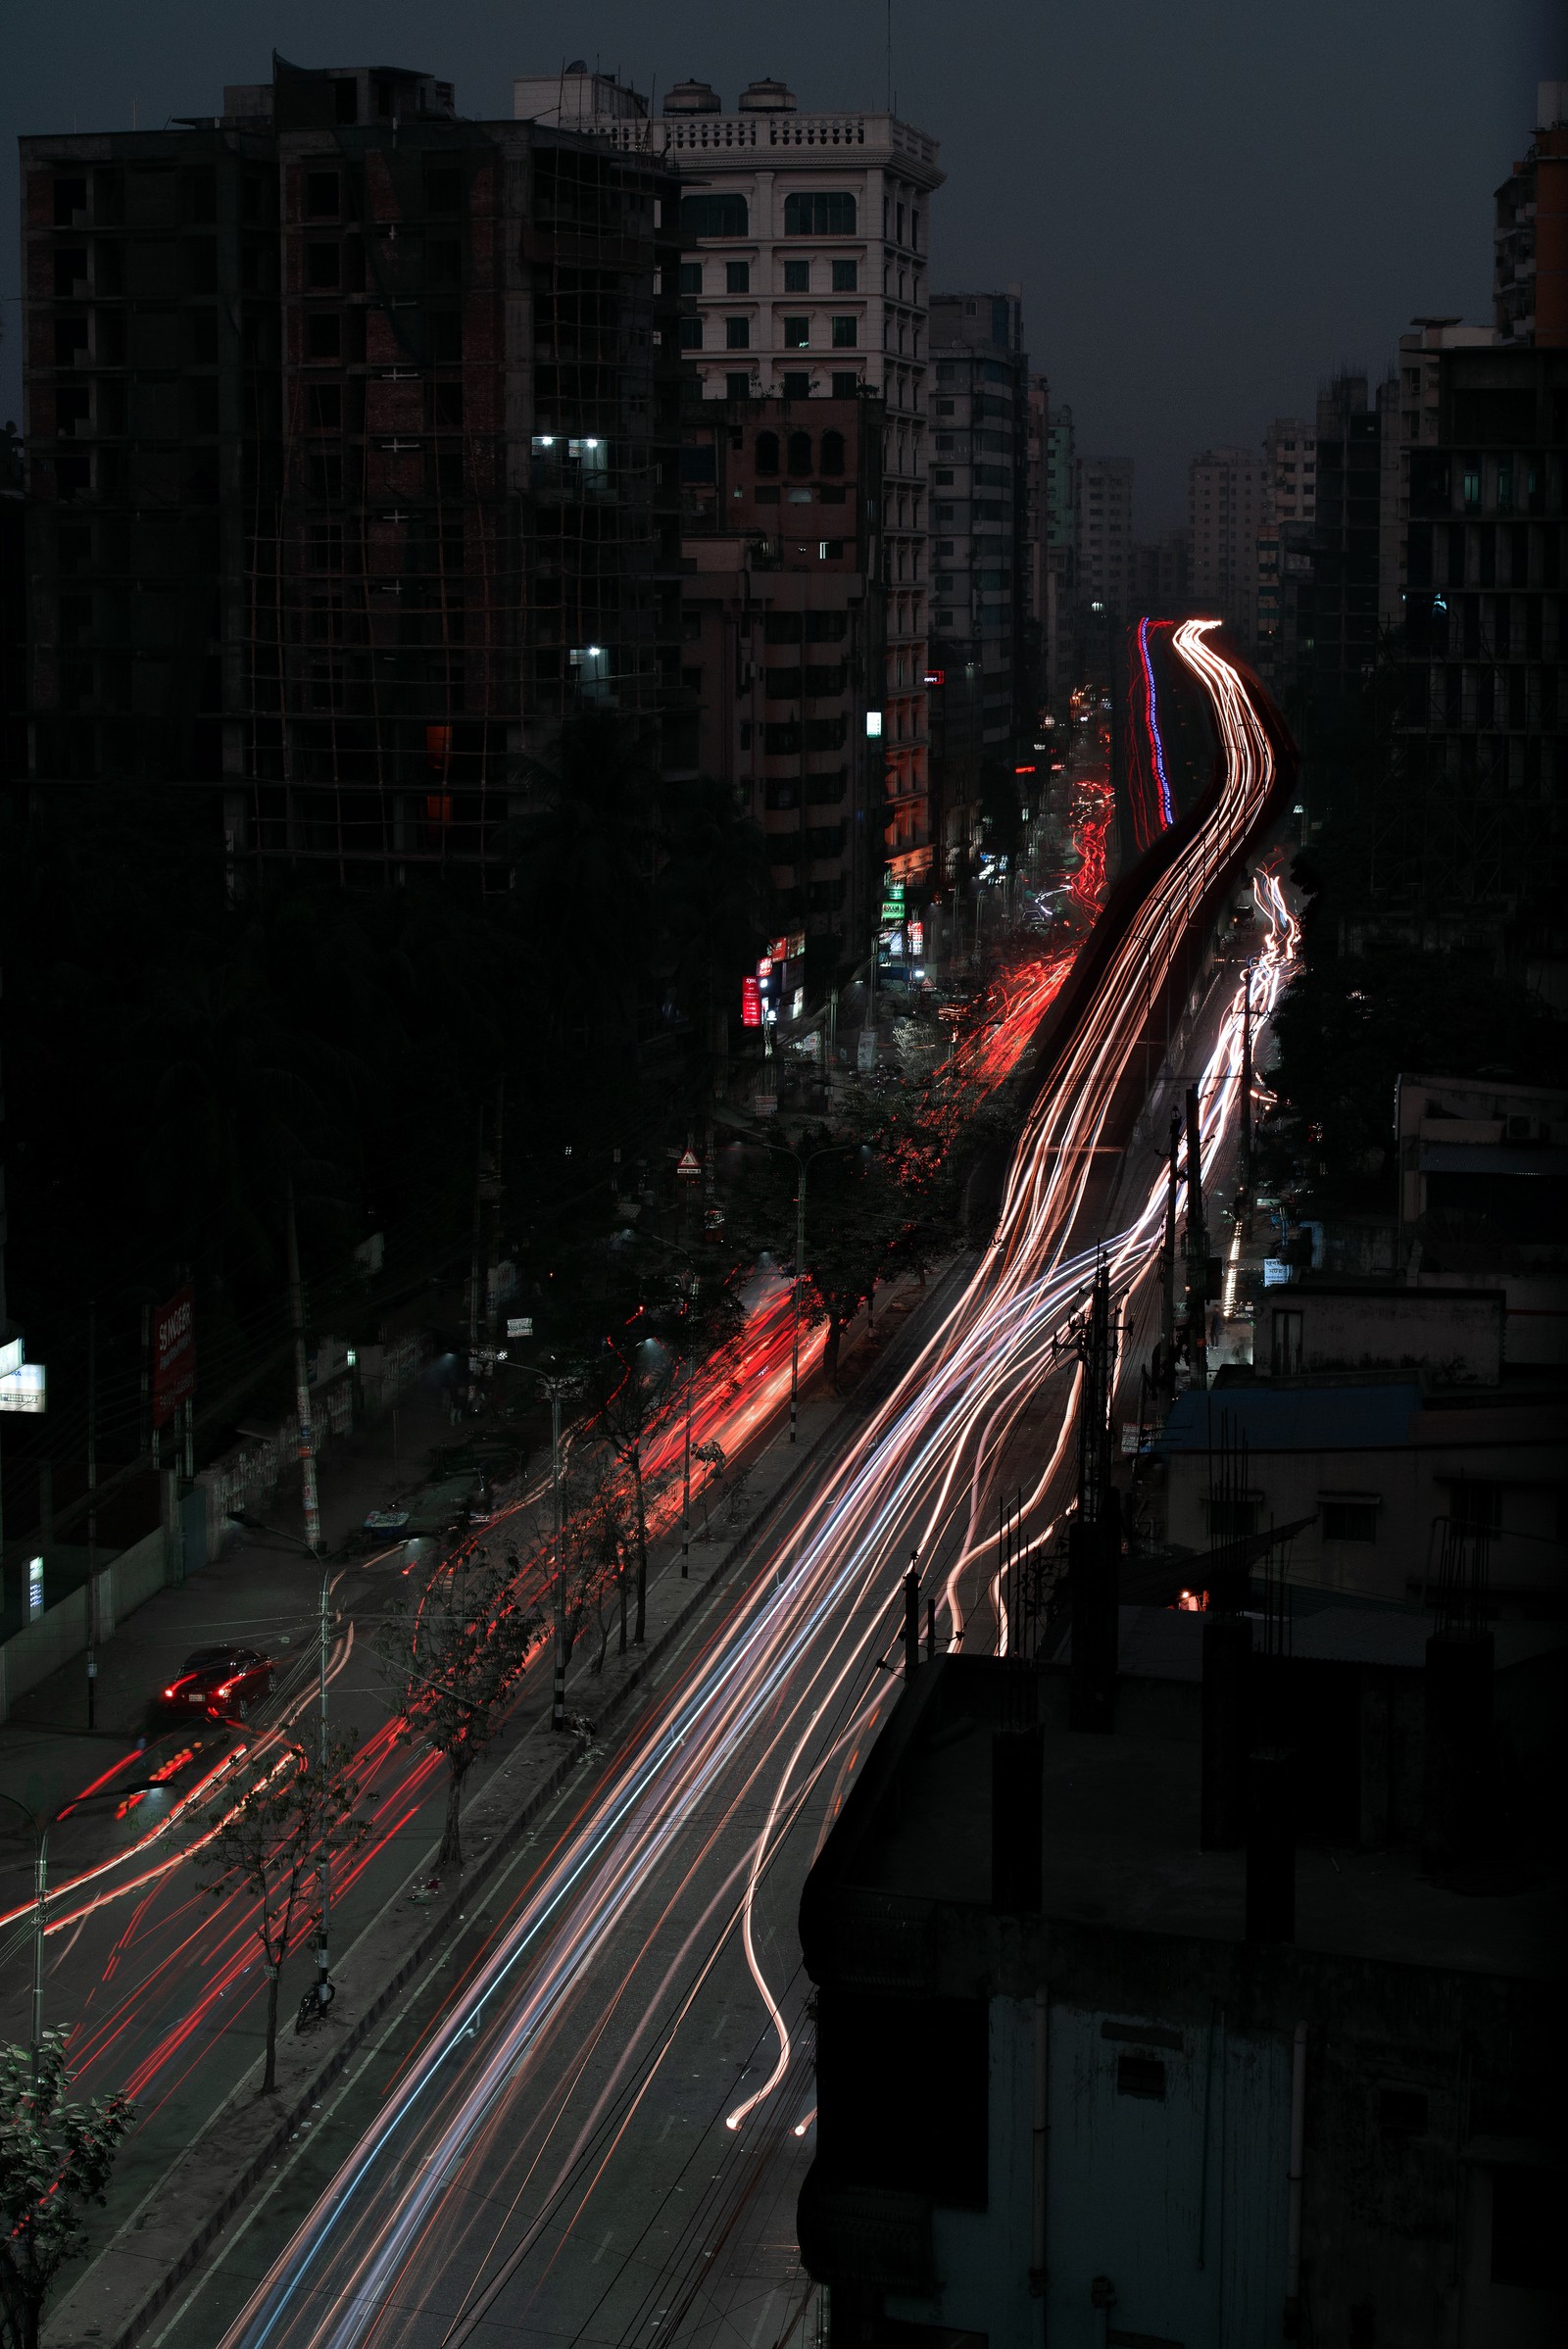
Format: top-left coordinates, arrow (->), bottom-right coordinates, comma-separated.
514,67 -> 944,887
1188,446 -> 1268,643
1076,455 -> 1134,618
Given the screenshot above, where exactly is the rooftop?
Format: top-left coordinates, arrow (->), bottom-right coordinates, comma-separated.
822,1656 -> 1560,1982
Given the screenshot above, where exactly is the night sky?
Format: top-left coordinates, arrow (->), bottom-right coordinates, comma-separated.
3,0 -> 1552,532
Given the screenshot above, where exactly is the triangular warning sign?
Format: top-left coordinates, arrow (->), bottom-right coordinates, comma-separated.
676,1149 -> 702,1176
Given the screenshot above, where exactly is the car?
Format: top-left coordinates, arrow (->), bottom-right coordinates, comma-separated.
159,1646 -> 274,1723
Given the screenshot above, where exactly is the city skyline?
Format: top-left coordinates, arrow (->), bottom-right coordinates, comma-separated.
2,0 -> 1549,532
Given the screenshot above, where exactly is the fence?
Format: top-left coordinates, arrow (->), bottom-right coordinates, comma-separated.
0,1526 -> 168,1723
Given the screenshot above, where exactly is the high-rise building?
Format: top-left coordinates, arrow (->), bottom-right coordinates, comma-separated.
1187,445 -> 1266,643
1040,395 -> 1078,714
1075,454 -> 1133,618
1264,416 -> 1316,525
22,56 -> 685,878
1378,319 -> 1500,633
927,291 -> 1029,882
563,74 -> 945,904
1494,80 -> 1568,348
1297,373 -> 1382,710
678,392 -> 886,983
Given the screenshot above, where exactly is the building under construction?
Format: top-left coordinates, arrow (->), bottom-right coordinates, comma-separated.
20,54 -> 686,884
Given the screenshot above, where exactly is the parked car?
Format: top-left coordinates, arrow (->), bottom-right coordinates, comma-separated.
159,1646 -> 274,1723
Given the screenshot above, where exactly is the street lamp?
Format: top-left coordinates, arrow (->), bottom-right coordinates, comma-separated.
0,1786 -> 158,2083
509,1361 -> 580,1731
632,1232 -> 703,1576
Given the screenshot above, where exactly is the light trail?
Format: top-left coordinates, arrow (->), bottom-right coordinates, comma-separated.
208,624 -> 1295,2349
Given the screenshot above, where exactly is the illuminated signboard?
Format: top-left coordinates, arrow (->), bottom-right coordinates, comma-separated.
864,710 -> 883,738
152,1287 -> 195,1428
741,976 -> 762,1028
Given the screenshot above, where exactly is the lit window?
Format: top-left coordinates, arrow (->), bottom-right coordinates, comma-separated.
783,317 -> 810,349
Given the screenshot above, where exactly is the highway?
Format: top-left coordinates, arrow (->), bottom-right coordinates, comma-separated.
135,621 -> 1298,2349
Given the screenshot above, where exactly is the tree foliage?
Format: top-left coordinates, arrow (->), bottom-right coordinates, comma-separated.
375,1547 -> 546,1867
0,2032 -> 133,2349
191,1735 -> 369,2094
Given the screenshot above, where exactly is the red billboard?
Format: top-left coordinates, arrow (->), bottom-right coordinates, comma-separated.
741,976 -> 762,1028
152,1286 -> 195,1427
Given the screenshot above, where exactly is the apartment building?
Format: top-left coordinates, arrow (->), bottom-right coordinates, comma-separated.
1494,79 -> 1568,349
1298,373 -> 1383,710
1187,444 -> 1266,643
1076,453 -> 1133,617
1264,415 -> 1316,524
927,292 -> 1029,880
679,393 -> 886,978
22,55 -> 686,878
541,72 -> 945,900
1035,390 -> 1078,715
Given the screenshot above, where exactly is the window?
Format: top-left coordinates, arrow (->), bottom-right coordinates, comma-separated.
831,259 -> 858,292
1322,1498 -> 1379,1544
55,316 -> 88,366
306,244 -> 340,290
781,371 -> 810,399
831,316 -> 858,348
788,431 -> 812,476
783,317 -> 810,349
27,1557 -> 44,1622
726,316 -> 751,350
54,175 -> 87,226
756,431 -> 780,475
679,316 -> 704,349
333,77 -> 358,123
820,430 -> 846,476
1271,1307 -> 1303,1375
1203,1494 -> 1261,1541
935,468 -> 954,485
725,260 -> 751,294
784,191 -> 857,236
726,372 -> 751,401
433,381 -> 464,428
428,239 -> 462,289
308,382 -> 342,429
1378,2087 -> 1427,2135
309,453 -> 343,499
1116,2055 -> 1166,2101
679,262 -> 702,295
306,313 -> 342,361
784,259 -> 809,293
831,371 -> 858,398
764,612 -> 803,643
305,171 -> 340,220
424,164 -> 462,213
681,192 -> 749,238
805,611 -> 848,642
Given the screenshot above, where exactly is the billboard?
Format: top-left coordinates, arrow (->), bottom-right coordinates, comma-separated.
152,1286 -> 196,1427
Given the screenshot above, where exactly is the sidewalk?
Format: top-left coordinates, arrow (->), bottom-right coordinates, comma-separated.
35,1265 -> 962,2349
0,1376 -> 454,1982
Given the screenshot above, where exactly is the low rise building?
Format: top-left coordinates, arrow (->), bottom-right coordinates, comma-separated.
800,1650 -> 1561,2349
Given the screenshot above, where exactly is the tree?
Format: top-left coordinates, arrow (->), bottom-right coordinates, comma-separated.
0,2033 -> 133,2349
191,1736 -> 369,2095
376,1546 -> 546,1868
585,1336 -> 680,1646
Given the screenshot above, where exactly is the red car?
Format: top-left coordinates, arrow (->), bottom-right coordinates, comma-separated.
160,1646 -> 274,1723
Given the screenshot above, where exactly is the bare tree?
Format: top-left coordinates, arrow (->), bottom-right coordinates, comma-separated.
375,1544 -> 545,1868
586,1338 -> 679,1644
191,1735 -> 369,2095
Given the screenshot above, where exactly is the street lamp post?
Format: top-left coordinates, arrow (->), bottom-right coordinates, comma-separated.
1,1786 -> 157,2083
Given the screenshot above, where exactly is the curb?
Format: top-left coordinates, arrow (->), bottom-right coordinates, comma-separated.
52,1266 -> 963,2349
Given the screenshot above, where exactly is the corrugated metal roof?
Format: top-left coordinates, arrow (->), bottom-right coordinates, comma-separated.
1158,1383 -> 1422,1453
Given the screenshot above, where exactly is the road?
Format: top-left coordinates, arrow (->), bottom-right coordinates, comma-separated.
130,622 -> 1297,2349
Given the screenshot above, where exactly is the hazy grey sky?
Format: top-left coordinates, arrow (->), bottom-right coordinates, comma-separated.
4,0 -> 1553,532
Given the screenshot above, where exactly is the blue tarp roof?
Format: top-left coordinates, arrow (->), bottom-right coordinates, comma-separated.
1158,1382 -> 1422,1453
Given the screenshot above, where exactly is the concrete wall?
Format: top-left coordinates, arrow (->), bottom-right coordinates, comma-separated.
1266,1286 -> 1503,1385
0,1527 -> 170,1722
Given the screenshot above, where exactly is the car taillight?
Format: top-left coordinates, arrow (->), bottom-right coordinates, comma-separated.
214,1680 -> 236,1699
163,1686 -> 177,1700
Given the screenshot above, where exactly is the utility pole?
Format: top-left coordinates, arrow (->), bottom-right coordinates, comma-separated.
485,1084 -> 505,1342
86,1299 -> 97,1732
315,1566 -> 331,2007
467,1106 -> 485,1376
1239,961 -> 1254,1209
903,1552 -> 920,1679
1160,1104 -> 1180,1395
1185,1084 -> 1209,1393
791,1160 -> 807,1444
1069,1255 -> 1119,1733
285,1177 -> 321,1554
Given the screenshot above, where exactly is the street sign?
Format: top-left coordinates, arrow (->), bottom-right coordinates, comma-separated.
152,1286 -> 195,1427
506,1316 -> 534,1338
676,1149 -> 702,1179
